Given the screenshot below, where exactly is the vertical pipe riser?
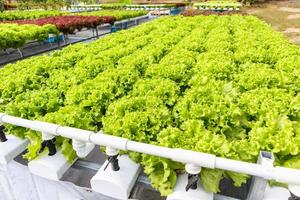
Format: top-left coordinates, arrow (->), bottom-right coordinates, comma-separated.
246,151 -> 275,200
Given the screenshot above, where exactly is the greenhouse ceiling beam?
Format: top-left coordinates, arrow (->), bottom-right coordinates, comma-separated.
1,113 -> 300,186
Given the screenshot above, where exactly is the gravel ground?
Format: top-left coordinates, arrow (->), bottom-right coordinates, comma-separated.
246,0 -> 300,45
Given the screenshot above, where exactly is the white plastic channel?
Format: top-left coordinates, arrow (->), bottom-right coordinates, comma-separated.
1,113 -> 300,185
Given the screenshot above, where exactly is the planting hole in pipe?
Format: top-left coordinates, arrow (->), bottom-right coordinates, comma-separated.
0,125 -> 7,142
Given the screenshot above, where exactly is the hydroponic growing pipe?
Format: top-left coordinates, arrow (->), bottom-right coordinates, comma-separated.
1,113 -> 300,186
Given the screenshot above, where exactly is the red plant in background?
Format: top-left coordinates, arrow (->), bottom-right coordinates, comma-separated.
100,16 -> 116,25
2,16 -> 116,34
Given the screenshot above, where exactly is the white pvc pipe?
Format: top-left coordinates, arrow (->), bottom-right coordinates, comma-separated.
1,113 -> 300,185
106,146 -> 119,156
274,167 -> 300,185
0,114 -> 60,135
90,131 -> 129,150
215,157 -> 299,184
126,141 -> 216,168
57,126 -> 92,142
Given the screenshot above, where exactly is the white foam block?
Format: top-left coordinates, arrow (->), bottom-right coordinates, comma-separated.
167,174 -> 213,200
91,155 -> 141,200
0,135 -> 28,165
28,149 -> 75,181
263,185 -> 290,200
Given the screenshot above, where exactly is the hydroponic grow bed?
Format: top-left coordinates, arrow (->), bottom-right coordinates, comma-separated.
0,15 -> 300,200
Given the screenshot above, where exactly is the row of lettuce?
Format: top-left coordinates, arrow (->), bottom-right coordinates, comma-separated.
0,10 -> 148,21
2,1 -> 128,11
0,10 -> 147,49
3,16 -> 116,34
71,3 -> 184,11
0,10 -> 64,21
3,2 -> 186,12
0,23 -> 59,49
1,15 -> 300,195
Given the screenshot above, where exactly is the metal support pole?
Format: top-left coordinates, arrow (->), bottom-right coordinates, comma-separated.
64,34 -> 68,45
247,151 -> 275,200
95,27 -> 99,39
57,35 -> 60,49
17,48 -> 24,57
4,49 -> 9,55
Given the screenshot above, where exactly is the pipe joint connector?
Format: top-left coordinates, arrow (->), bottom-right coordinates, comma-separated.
42,131 -> 55,141
106,146 -> 119,156
72,139 -> 88,158
185,163 -> 201,175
